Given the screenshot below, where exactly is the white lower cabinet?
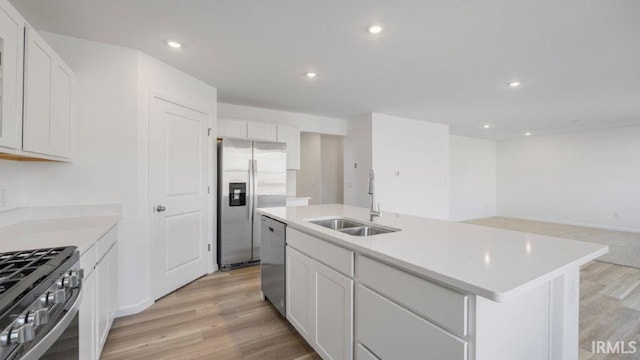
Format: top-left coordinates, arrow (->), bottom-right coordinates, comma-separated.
79,226 -> 119,360
357,285 -> 467,360
286,246 -> 314,339
286,244 -> 354,360
96,242 -> 118,352
356,344 -> 379,360
79,263 -> 96,360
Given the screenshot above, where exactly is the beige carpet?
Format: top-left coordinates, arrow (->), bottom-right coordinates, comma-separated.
465,217 -> 640,269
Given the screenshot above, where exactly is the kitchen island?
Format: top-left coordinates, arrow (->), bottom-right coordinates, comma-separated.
258,204 -> 608,360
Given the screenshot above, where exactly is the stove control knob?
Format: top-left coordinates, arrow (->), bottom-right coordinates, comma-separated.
57,274 -> 80,289
16,308 -> 49,327
0,324 -> 35,346
40,289 -> 66,305
66,274 -> 80,288
71,269 -> 85,280
28,309 -> 49,327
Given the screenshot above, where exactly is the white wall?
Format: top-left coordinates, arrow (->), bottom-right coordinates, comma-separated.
320,135 -> 344,204
13,33 -> 217,316
371,113 -> 450,220
218,103 -> 348,136
297,133 -> 322,205
497,126 -> 640,232
449,135 -> 497,221
0,160 -> 24,210
343,115 -> 372,207
297,133 -> 344,205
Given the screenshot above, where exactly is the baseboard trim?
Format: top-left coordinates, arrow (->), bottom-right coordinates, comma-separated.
115,298 -> 154,318
496,214 -> 640,234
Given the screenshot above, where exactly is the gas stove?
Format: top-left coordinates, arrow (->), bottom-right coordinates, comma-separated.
0,247 -> 81,360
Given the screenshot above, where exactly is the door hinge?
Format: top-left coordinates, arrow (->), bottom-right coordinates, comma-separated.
207,128 -> 212,136
208,186 -> 211,194
207,244 -> 211,252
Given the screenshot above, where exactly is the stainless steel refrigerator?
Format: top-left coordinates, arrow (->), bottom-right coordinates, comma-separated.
217,138 -> 286,270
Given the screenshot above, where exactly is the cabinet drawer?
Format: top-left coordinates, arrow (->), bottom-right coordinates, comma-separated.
97,225 -> 117,262
80,242 -> 97,276
356,344 -> 379,360
357,285 -> 467,360
287,228 -> 353,277
357,255 -> 468,337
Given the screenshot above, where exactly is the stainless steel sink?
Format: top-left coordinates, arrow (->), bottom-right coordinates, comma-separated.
339,226 -> 395,236
309,218 -> 363,230
308,217 -> 400,236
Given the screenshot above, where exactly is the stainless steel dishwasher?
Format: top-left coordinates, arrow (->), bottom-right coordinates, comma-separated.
260,215 -> 286,317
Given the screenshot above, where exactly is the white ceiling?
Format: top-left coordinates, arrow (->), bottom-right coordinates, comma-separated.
11,0 -> 640,139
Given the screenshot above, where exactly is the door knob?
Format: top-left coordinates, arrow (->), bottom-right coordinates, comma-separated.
155,205 -> 166,212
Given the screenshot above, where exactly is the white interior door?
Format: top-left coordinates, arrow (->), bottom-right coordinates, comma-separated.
151,96 -> 210,300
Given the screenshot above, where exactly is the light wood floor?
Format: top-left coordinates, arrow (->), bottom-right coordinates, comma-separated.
101,266 -> 319,360
102,262 -> 640,360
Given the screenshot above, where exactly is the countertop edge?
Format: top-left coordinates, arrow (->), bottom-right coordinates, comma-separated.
259,209 -> 609,303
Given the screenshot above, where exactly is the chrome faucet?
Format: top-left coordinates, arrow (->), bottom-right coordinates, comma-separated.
368,170 -> 380,221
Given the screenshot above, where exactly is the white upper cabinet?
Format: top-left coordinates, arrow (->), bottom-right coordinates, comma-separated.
0,4 -> 24,150
277,124 -> 300,169
218,118 -> 247,139
218,118 -> 278,141
23,26 -> 72,158
247,121 -> 277,141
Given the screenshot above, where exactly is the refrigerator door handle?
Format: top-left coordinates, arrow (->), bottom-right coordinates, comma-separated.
248,159 -> 253,222
252,159 -> 258,219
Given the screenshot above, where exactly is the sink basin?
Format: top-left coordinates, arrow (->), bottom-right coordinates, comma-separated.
309,218 -> 363,230
307,217 -> 399,236
338,226 -> 395,236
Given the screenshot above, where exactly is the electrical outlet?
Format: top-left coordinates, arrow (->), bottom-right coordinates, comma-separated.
394,170 -> 400,176
0,189 -> 6,208
354,163 -> 358,169
613,212 -> 620,219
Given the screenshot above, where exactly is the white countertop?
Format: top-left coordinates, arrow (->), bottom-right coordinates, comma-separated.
0,205 -> 122,254
258,204 -> 608,302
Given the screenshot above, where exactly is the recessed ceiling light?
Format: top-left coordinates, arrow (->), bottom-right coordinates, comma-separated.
483,124 -> 491,129
525,132 -> 532,136
305,72 -> 317,79
368,24 -> 383,34
508,81 -> 521,88
166,40 -> 182,49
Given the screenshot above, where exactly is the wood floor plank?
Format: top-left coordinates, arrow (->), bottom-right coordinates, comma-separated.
101,266 -> 317,360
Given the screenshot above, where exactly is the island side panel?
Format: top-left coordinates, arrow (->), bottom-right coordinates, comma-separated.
550,267 -> 580,360
475,281 -> 551,360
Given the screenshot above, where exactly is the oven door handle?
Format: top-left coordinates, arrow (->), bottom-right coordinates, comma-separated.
20,292 -> 82,360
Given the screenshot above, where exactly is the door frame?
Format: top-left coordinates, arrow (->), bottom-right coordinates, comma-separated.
147,90 -> 216,301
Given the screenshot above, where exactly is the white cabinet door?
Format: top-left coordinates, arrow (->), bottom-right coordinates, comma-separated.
49,62 -> 72,157
247,121 -> 277,141
286,246 -> 314,340
96,244 -> 116,356
23,26 -> 72,158
218,118 -> 247,139
0,3 -> 24,150
108,242 -> 119,321
313,260 -> 354,360
276,125 -> 300,169
79,267 -> 96,360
